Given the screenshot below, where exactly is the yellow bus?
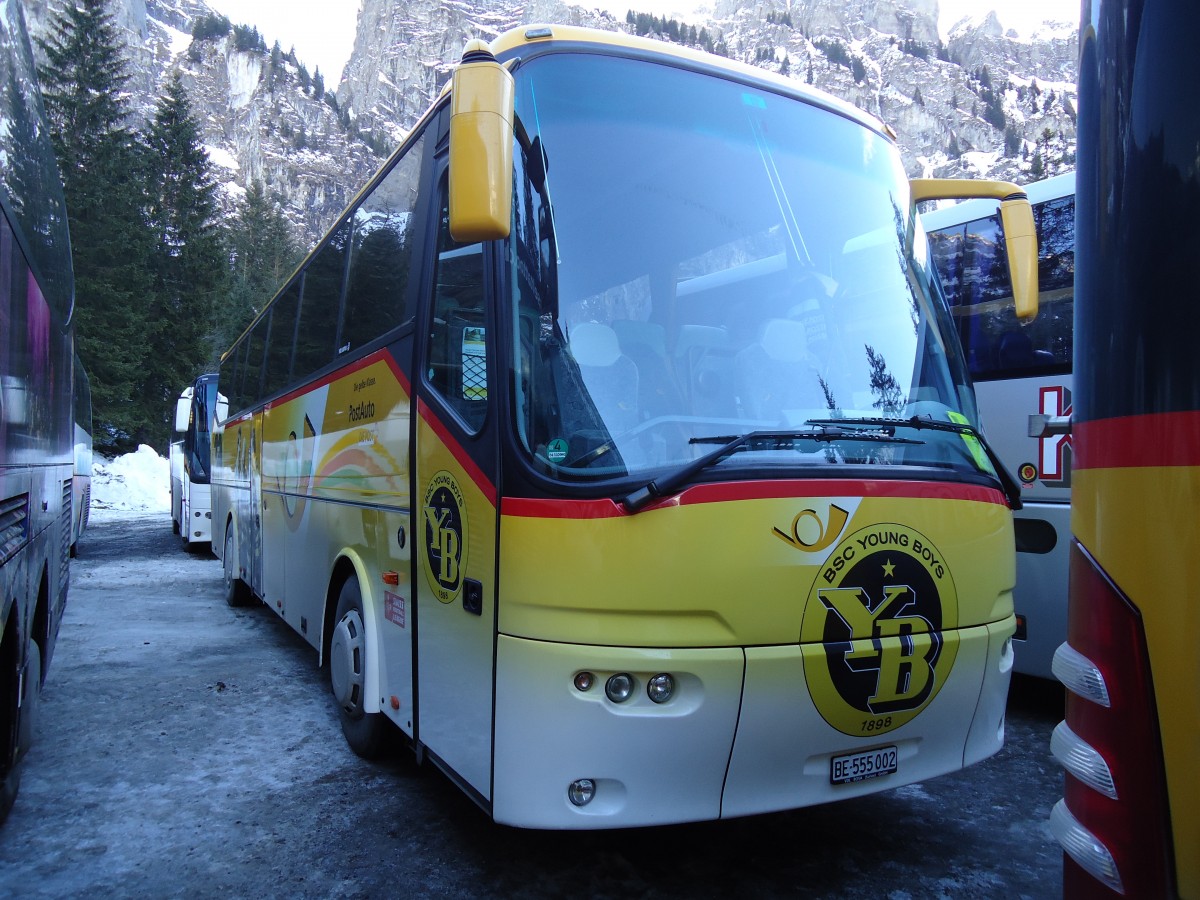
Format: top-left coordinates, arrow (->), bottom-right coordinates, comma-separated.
212,25 -> 1038,828
1050,0 -> 1199,895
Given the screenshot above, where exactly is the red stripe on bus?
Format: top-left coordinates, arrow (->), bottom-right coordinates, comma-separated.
265,348 -> 410,410
502,479 -> 1007,519
1074,411 -> 1200,469
417,399 -> 498,505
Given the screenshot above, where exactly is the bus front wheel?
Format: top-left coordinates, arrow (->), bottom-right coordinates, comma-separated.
330,577 -> 389,759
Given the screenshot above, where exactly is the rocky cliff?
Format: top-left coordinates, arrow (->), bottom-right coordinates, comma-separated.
26,0 -> 1078,250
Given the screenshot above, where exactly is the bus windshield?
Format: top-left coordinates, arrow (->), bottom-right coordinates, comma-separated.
506,52 -> 980,483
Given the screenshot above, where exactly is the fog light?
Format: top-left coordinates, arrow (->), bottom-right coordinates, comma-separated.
605,673 -> 634,703
568,779 -> 596,807
647,673 -> 674,704
573,672 -> 594,692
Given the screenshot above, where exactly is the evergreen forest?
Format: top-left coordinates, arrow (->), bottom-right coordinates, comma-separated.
36,0 -> 302,454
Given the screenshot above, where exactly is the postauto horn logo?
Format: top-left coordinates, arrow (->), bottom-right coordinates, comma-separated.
801,523 -> 959,736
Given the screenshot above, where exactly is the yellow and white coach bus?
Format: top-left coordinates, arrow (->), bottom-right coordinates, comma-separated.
212,25 -> 1038,829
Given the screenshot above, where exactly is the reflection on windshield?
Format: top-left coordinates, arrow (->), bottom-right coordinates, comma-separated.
507,53 -> 978,482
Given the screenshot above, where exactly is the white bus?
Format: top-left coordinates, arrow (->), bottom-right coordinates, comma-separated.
170,373 -> 219,548
922,172 -> 1074,679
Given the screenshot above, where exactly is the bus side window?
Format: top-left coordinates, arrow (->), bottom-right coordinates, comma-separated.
264,280 -> 301,397
293,220 -> 350,377
341,130 -> 428,352
425,185 -> 487,433
242,316 -> 269,405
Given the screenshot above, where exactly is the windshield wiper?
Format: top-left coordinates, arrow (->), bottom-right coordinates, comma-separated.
622,427 -> 922,513
805,415 -> 1024,510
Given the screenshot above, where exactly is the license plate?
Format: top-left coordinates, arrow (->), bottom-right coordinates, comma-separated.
830,745 -> 899,785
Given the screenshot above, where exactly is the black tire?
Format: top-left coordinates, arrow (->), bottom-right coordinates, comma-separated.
0,616 -> 27,826
329,577 -> 390,758
222,527 -> 252,607
171,517 -> 180,536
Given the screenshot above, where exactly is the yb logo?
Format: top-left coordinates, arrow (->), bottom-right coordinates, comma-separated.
818,584 -> 938,711
422,471 -> 467,603
801,524 -> 959,735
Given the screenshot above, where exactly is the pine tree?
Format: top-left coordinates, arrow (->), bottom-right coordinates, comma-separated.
1030,147 -> 1046,178
268,40 -> 283,91
38,0 -> 155,452
143,70 -> 228,448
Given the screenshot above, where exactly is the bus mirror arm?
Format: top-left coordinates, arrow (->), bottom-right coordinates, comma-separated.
911,178 -> 1040,320
1029,414 -> 1072,438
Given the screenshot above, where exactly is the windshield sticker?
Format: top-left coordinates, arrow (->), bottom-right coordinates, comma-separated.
801,524 -> 959,736
947,410 -> 994,476
547,438 -> 569,463
422,471 -> 467,603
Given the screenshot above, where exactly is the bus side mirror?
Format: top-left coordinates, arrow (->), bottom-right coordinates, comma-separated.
216,394 -> 228,425
912,178 -> 1040,320
449,41 -> 514,243
999,198 -> 1038,320
174,397 -> 190,432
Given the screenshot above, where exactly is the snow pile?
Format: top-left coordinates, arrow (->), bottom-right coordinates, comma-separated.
91,445 -> 170,517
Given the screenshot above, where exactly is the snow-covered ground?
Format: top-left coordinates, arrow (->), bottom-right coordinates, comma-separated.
91,445 -> 170,519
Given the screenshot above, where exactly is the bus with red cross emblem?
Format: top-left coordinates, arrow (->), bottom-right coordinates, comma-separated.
923,172 -> 1075,678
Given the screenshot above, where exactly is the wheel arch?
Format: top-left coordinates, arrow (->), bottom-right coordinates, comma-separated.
320,551 -> 383,715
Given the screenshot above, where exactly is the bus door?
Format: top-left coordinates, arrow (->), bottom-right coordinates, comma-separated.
229,412 -> 264,598
261,401 -> 287,615
413,176 -> 498,801
248,414 -> 264,596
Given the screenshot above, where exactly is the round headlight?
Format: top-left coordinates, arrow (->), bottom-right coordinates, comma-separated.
647,673 -> 675,704
573,671 -> 594,692
605,672 -> 635,703
568,779 -> 596,807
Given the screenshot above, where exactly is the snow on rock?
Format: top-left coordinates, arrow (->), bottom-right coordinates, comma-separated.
205,143 -> 240,171
91,445 -> 170,518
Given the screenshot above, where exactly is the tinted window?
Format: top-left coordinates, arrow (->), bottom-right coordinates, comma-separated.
341,130 -> 427,352
264,280 -> 301,396
928,194 -> 1074,381
293,221 -> 350,378
239,316 -> 269,410
426,187 -> 487,432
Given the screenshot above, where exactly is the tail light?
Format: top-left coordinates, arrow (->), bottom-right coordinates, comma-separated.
1049,541 -> 1175,897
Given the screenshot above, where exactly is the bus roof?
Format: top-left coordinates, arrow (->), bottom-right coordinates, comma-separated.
486,25 -> 894,143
